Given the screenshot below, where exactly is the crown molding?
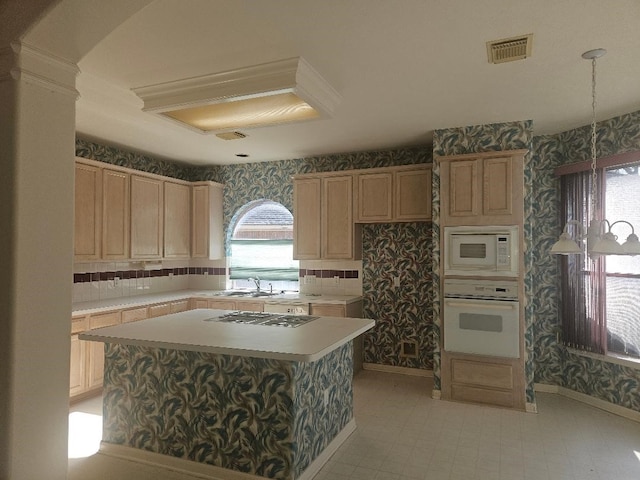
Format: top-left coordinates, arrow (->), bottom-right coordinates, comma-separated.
0,42 -> 79,99
133,57 -> 341,119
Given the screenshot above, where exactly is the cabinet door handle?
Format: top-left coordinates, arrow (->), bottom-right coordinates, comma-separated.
445,301 -> 517,310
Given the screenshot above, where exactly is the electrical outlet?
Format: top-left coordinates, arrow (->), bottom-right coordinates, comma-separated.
393,276 -> 400,287
304,275 -> 316,285
204,270 -> 208,276
113,276 -> 120,286
169,272 -> 174,280
333,275 -> 340,286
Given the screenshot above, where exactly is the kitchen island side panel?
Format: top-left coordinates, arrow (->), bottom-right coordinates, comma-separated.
291,343 -> 353,478
101,342 -> 353,480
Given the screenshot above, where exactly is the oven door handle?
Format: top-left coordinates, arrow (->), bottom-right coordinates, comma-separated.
444,300 -> 517,310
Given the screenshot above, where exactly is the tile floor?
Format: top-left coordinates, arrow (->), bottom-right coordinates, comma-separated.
69,370 -> 640,480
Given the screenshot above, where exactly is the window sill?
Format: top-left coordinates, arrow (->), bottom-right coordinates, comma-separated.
566,347 -> 640,370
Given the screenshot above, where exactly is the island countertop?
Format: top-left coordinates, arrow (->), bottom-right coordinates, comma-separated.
79,309 -> 374,362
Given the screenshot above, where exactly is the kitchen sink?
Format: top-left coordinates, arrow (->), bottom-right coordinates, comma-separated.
210,290 -> 277,298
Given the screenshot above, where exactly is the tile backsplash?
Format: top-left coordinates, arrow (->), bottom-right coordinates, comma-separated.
72,259 -> 363,303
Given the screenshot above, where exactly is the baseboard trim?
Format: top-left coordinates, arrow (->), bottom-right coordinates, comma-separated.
98,419 -> 356,480
362,363 -> 433,377
535,383 -> 640,423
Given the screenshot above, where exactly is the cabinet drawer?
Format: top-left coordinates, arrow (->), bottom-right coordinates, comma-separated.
191,298 -> 209,309
71,315 -> 88,334
148,303 -> 171,318
171,300 -> 189,313
451,358 -> 513,390
310,304 -> 346,317
208,299 -> 236,310
235,300 -> 263,312
122,307 -> 148,323
89,311 -> 121,329
451,384 -> 514,408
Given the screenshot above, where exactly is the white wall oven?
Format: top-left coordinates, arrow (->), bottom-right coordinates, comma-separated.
443,279 -> 520,358
444,225 -> 519,277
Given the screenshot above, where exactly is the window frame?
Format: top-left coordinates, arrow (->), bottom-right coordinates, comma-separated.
555,151 -> 640,359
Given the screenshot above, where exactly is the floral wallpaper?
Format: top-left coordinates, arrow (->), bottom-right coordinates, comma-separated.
75,137 -> 205,181
362,223 -> 434,370
432,120 -> 534,398
102,342 -> 353,479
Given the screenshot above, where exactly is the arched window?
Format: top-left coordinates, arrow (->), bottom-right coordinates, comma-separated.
229,201 -> 299,291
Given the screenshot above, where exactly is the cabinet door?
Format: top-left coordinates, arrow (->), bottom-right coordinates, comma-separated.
69,334 -> 86,396
131,175 -> 163,259
208,299 -> 236,310
322,176 -> 354,259
87,311 -> 120,389
395,167 -> 432,221
356,172 -> 393,222
447,159 -> 479,218
483,156 -> 512,217
293,178 -> 322,259
164,182 -> 191,258
102,169 -> 130,259
192,184 -> 224,259
74,162 -> 102,260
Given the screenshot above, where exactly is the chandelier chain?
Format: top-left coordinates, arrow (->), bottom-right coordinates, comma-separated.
590,56 -> 598,221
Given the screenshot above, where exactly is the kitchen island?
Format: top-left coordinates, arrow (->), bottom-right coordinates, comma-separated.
80,309 -> 374,480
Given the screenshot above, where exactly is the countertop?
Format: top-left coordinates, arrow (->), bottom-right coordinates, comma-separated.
79,308 -> 374,362
72,289 -> 363,316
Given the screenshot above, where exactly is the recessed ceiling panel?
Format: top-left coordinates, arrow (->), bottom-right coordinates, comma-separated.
162,92 -> 319,132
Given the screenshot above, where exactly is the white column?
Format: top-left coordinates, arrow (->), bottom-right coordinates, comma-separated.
0,41 -> 79,480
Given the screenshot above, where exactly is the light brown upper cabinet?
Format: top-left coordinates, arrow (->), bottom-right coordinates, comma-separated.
355,164 -> 432,223
75,158 -> 223,262
130,175 -> 164,259
74,163 -> 102,261
293,177 -> 322,259
102,168 -> 130,259
191,182 -> 224,259
163,181 -> 191,258
395,166 -> 432,221
438,150 -> 525,226
323,175 -> 360,259
293,174 -> 362,260
356,172 -> 393,222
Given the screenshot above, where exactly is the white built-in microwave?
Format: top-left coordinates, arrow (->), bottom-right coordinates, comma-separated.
444,225 -> 519,277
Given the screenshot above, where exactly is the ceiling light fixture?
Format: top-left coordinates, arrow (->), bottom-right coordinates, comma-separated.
132,57 -> 341,134
551,49 -> 640,258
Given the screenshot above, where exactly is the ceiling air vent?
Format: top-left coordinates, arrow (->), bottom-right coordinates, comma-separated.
215,131 -> 247,140
486,34 -> 533,64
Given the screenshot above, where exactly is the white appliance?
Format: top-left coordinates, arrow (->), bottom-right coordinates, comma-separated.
263,300 -> 310,315
443,279 -> 520,358
444,225 -> 519,277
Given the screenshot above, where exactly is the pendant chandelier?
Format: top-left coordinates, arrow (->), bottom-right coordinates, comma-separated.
551,49 -> 640,258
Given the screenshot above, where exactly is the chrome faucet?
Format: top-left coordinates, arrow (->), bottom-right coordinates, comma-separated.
249,276 -> 261,292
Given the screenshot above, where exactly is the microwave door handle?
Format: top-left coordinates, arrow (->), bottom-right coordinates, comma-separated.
445,301 -> 516,310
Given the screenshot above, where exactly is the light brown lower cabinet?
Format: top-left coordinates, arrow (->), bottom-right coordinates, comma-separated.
440,350 -> 525,410
70,316 -> 88,397
310,301 -> 364,373
87,311 -> 121,390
